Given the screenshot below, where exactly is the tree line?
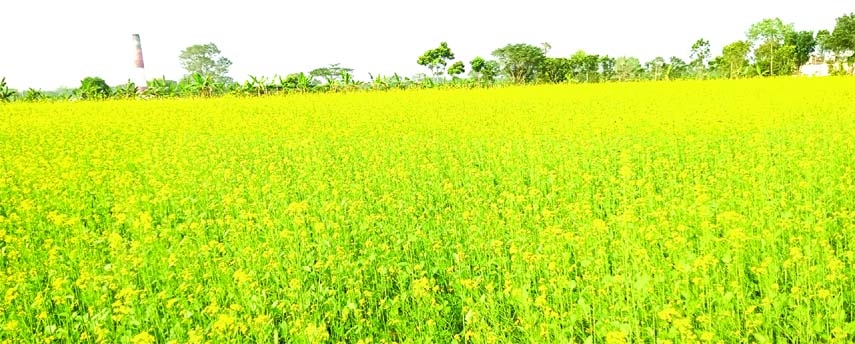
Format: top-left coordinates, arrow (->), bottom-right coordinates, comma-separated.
1,14 -> 853,102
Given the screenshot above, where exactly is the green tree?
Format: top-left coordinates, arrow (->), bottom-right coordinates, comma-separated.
815,29 -> 832,56
481,60 -> 501,84
829,13 -> 855,61
614,56 -> 642,81
581,54 -> 600,82
468,58 -> 501,85
492,43 -> 546,84
690,38 -> 711,78
179,43 -> 233,83
665,56 -> 689,80
76,76 -> 111,100
785,30 -> 816,67
567,50 -> 588,82
417,42 -> 455,78
539,57 -> 572,83
644,57 -> 667,80
747,18 -> 795,76
753,41 -> 796,76
470,56 -> 486,81
707,56 -> 726,78
599,56 -> 616,81
310,63 -> 354,86
721,40 -> 751,78
447,61 -> 465,79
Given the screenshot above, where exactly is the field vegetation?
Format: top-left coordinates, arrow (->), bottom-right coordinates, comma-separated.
1,77 -> 854,343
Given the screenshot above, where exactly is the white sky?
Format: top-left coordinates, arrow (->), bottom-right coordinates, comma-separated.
0,0 -> 850,90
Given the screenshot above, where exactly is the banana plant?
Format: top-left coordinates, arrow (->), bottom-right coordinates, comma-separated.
313,81 -> 330,93
23,88 -> 45,102
420,77 -> 435,89
224,81 -> 245,97
277,74 -> 292,94
0,77 -> 16,102
369,73 -> 389,91
339,70 -> 352,84
212,79 -> 229,97
237,80 -> 254,97
144,77 -> 178,98
314,73 -> 335,93
273,74 -> 293,95
187,73 -> 216,97
390,73 -> 408,90
339,70 -> 359,92
247,75 -> 269,96
113,80 -> 139,99
295,72 -> 313,93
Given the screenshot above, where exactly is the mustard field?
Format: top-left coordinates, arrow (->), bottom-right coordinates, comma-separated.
1,77 -> 854,343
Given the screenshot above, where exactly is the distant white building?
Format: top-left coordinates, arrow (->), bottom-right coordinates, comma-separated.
799,63 -> 829,77
798,52 -> 853,77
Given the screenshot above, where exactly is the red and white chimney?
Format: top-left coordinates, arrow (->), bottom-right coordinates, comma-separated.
132,34 -> 147,92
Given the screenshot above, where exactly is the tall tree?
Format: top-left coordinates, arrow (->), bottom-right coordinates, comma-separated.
539,57 -> 572,83
582,54 -> 601,82
753,41 -> 796,76
690,38 -> 711,78
179,43 -> 233,83
481,60 -> 501,84
707,56 -> 726,78
747,18 -> 795,76
568,50 -> 588,82
492,43 -> 546,84
830,13 -> 855,60
665,57 -> 689,80
309,63 -> 354,85
785,30 -> 816,67
815,29 -> 832,57
614,57 -> 642,81
469,57 -> 500,84
447,61 -> 465,79
644,57 -> 667,80
599,56 -> 616,81
417,42 -> 455,78
721,40 -> 751,78
469,56 -> 486,82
